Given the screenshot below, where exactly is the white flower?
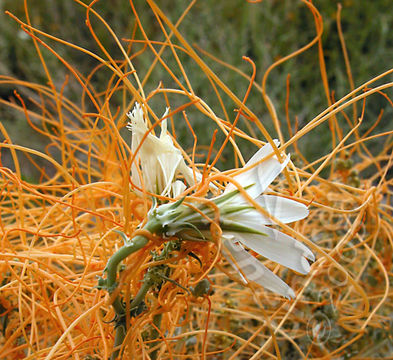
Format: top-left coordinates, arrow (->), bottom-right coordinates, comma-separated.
150,141 -> 314,299
127,103 -> 197,197
218,141 -> 314,299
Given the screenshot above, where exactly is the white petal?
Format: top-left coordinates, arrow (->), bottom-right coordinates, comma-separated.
128,103 -> 197,195
256,195 -> 309,223
222,237 -> 295,299
171,180 -> 186,198
157,153 -> 182,195
224,141 -> 289,199
225,195 -> 309,225
245,139 -> 280,167
130,161 -> 142,193
226,226 -> 314,274
177,159 -> 199,186
159,109 -> 170,137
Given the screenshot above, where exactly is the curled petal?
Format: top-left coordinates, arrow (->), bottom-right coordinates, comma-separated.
222,237 -> 295,299
255,195 -> 309,223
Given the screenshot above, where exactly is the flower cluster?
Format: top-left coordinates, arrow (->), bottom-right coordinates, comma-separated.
128,103 -> 314,299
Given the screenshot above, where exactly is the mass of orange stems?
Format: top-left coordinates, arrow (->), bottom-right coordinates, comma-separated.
0,0 -> 392,359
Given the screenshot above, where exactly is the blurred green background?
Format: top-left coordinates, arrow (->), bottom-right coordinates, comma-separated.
0,0 -> 392,180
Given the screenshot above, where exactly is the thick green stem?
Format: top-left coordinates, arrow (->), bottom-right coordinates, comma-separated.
129,279 -> 153,309
106,219 -> 161,291
111,297 -> 124,315
106,234 -> 148,290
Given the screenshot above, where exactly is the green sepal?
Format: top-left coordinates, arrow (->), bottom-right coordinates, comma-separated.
178,232 -> 209,242
220,220 -> 267,236
151,195 -> 158,209
169,196 -> 186,209
177,222 -> 207,241
180,184 -> 254,221
220,205 -> 253,216
213,184 -> 254,206
151,196 -> 187,224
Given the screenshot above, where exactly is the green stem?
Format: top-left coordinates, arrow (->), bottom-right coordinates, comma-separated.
110,323 -> 126,360
129,279 -> 152,309
150,313 -> 162,360
106,219 -> 161,291
110,276 -> 154,360
111,297 -> 124,315
106,218 -> 161,360
106,235 -> 147,290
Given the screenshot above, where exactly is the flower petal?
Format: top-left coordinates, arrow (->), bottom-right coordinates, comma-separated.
226,226 -> 314,274
224,141 -> 289,199
159,109 -> 170,138
222,237 -> 295,299
171,180 -> 186,198
177,159 -> 199,187
128,103 -> 201,196
224,195 -> 309,225
256,195 -> 309,223
130,161 -> 142,192
157,152 -> 182,195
